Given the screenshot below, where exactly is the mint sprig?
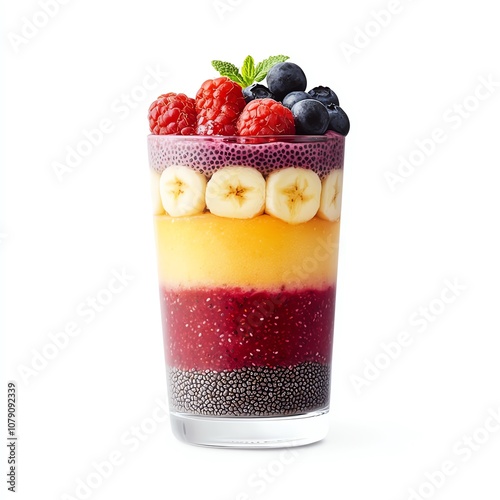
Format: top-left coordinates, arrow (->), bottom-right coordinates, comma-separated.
211,60 -> 246,86
241,55 -> 256,85
212,54 -> 289,87
254,55 -> 288,82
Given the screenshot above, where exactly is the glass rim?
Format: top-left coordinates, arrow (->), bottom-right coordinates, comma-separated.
147,133 -> 344,145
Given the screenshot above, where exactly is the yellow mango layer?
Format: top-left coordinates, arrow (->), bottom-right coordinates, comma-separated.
154,213 -> 340,290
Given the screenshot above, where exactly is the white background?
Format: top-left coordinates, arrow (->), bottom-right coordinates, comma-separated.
1,0 -> 500,499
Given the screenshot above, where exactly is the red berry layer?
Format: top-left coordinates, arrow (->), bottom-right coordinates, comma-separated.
160,286 -> 335,371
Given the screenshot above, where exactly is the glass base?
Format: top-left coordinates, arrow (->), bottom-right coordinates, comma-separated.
170,408 -> 330,448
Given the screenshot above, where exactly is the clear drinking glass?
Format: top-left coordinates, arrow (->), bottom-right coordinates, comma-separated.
148,133 -> 345,448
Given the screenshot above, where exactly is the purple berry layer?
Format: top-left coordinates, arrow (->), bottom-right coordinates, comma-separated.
160,286 -> 335,371
148,132 -> 344,179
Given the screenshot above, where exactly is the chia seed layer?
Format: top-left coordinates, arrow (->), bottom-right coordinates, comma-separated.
148,133 -> 344,179
168,362 -> 330,416
160,286 -> 336,371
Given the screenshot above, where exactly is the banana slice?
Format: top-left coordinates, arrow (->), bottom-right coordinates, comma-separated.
318,169 -> 343,221
265,167 -> 321,224
205,166 -> 266,219
150,170 -> 165,215
159,165 -> 207,217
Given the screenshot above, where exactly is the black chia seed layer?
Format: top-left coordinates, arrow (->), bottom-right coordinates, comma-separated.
168,362 -> 331,417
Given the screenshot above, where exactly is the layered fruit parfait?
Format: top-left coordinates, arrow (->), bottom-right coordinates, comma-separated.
147,55 -> 348,419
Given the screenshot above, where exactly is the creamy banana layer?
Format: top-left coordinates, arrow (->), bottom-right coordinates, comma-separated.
150,165 -> 343,224
154,213 -> 340,289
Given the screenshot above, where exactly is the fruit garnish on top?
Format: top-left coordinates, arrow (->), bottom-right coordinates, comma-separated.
211,55 -> 290,89
147,55 -> 350,137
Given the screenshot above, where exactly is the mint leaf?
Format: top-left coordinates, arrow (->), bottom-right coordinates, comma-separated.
213,54 -> 290,87
240,55 -> 256,87
211,60 -> 245,86
254,55 -> 289,82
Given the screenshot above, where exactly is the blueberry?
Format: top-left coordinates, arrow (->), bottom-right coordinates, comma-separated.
291,99 -> 330,135
242,83 -> 275,103
282,91 -> 312,109
266,62 -> 307,101
327,105 -> 350,136
308,86 -> 340,107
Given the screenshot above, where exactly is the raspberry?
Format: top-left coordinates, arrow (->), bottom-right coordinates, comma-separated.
236,98 -> 296,136
148,93 -> 196,135
195,77 -> 246,135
